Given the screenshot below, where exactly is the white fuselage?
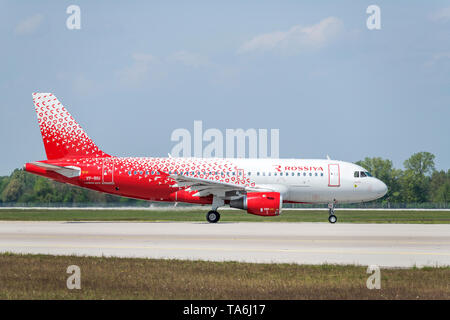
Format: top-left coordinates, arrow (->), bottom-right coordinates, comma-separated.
211,158 -> 388,204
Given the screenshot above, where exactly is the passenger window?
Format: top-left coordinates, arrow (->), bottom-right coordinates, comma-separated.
292,172 -> 295,176
360,171 -> 367,177
268,172 -> 271,176
354,171 -> 359,178
257,172 -> 260,176
321,173 -> 324,177
280,172 -> 283,176
274,172 -> 277,176
303,172 -> 306,176
309,172 -> 312,176
297,172 -> 300,176
263,172 -> 266,176
315,172 -> 318,176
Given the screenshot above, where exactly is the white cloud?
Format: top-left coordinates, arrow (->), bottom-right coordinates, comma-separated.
167,50 -> 211,68
118,53 -> 161,85
429,7 -> 450,22
238,17 -> 344,55
118,51 -> 216,86
14,14 -> 43,35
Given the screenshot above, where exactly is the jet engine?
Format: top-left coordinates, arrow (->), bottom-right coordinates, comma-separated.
230,192 -> 282,216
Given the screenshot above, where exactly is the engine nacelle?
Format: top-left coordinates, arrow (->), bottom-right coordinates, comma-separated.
230,192 -> 282,216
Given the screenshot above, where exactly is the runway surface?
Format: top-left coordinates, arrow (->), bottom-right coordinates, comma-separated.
0,221 -> 449,268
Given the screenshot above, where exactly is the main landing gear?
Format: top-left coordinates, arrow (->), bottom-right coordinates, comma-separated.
206,210 -> 221,223
328,202 -> 337,224
206,196 -> 224,223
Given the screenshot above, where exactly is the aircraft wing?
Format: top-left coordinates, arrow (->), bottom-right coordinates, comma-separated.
168,173 -> 266,198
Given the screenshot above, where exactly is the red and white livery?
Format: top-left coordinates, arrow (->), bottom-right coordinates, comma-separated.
24,93 -> 387,223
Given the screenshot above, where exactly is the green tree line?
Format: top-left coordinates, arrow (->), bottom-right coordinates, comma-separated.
355,152 -> 448,204
0,152 -> 448,206
0,169 -> 145,206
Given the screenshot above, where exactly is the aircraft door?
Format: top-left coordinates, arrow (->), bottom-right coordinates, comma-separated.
102,158 -> 114,184
328,164 -> 340,187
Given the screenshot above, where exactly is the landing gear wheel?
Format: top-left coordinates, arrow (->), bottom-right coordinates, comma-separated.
328,202 -> 337,224
206,210 -> 220,223
328,214 -> 337,224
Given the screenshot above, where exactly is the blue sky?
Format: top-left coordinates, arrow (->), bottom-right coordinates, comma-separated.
0,0 -> 449,175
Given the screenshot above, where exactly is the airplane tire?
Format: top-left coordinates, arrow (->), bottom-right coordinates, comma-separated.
206,210 -> 220,223
328,215 -> 337,224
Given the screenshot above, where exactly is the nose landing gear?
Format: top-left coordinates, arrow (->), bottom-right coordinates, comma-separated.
328,202 -> 337,224
328,213 -> 337,223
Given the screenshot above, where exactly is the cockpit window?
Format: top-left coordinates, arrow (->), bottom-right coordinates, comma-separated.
356,171 -> 372,178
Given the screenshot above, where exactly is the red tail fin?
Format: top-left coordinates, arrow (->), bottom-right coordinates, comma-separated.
32,92 -> 110,160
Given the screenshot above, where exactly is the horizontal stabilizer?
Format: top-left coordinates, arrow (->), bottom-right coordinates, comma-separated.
28,162 -> 81,178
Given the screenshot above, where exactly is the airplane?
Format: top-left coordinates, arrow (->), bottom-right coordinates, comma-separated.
24,93 -> 388,224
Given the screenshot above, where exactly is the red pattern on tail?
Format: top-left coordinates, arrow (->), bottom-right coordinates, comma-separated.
32,92 -> 110,160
